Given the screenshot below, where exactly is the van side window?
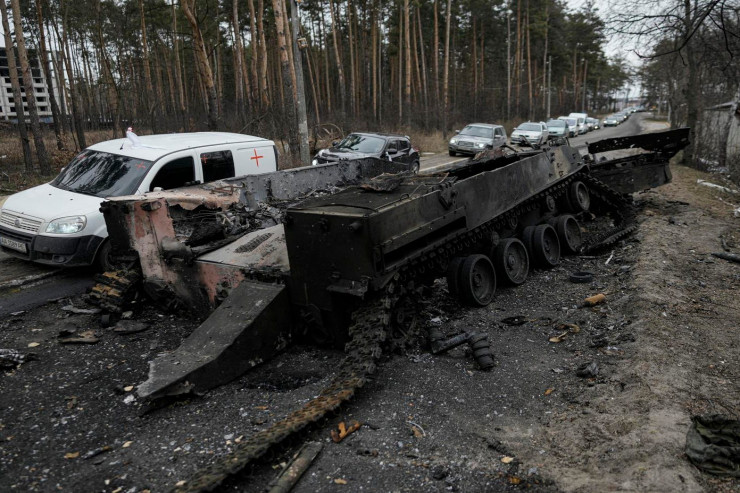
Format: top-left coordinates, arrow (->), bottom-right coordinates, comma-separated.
149,156 -> 195,191
201,150 -> 235,181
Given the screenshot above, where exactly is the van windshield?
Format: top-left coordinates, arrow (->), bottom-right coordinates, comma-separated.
51,150 -> 154,198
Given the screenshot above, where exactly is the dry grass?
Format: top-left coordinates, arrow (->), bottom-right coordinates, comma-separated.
0,129 -> 115,193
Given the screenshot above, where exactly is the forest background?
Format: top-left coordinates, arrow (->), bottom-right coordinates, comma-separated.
0,0 -> 737,179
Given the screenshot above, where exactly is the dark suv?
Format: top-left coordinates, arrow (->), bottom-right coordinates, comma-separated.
312,132 -> 420,173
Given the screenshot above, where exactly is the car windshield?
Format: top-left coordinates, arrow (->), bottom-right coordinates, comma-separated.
547,120 -> 566,128
459,125 -> 493,138
335,134 -> 386,153
51,150 -> 154,198
517,123 -> 541,132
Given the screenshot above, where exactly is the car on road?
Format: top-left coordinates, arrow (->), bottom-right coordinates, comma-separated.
312,132 -> 420,173
557,116 -> 578,137
448,123 -> 507,156
510,121 -> 549,147
0,131 -> 278,269
546,119 -> 570,140
586,117 -> 601,130
603,114 -> 621,126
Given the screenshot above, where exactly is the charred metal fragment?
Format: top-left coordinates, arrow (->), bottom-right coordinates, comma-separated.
137,280 -> 292,400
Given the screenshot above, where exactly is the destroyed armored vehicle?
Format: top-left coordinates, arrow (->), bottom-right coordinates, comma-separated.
91,128 -> 689,492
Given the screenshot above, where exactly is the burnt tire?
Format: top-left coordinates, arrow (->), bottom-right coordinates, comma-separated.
446,256 -> 465,298
554,214 -> 582,254
493,238 -> 529,286
568,181 -> 591,212
95,240 -> 115,272
458,254 -> 496,307
531,224 -> 561,268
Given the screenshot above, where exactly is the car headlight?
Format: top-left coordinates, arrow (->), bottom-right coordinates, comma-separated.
450,138 -> 457,144
46,215 -> 87,234
476,143 -> 485,148
311,159 -> 318,166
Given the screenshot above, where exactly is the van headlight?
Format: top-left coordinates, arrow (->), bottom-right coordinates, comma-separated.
46,215 -> 87,234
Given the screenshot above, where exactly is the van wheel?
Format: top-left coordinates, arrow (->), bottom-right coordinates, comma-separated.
410,160 -> 420,174
96,240 -> 115,272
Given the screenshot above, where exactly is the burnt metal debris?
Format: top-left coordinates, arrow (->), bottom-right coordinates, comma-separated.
87,128 -> 690,492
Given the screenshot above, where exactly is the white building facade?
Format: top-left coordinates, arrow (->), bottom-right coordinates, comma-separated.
0,47 -> 62,122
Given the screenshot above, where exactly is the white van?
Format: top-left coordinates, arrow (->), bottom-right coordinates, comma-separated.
568,113 -> 588,134
0,132 -> 277,269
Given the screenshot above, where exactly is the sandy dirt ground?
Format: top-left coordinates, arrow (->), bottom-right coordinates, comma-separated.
1,121 -> 739,493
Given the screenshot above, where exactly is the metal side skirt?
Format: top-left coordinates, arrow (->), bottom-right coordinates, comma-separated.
137,280 -> 292,400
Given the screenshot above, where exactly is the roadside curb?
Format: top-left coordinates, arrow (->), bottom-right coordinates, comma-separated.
0,270 -> 60,293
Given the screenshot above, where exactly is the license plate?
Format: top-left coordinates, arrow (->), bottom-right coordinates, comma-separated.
0,235 -> 28,253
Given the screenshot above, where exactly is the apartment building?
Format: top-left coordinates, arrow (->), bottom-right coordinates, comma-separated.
0,47 -> 62,122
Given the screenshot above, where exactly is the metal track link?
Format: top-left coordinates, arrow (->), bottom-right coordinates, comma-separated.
88,268 -> 142,313
578,173 -> 637,253
171,283 -> 397,493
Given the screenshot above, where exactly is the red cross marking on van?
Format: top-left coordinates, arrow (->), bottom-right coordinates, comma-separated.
251,148 -> 264,167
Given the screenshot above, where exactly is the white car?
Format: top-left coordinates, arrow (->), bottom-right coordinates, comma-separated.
0,131 -> 278,269
510,122 -> 549,147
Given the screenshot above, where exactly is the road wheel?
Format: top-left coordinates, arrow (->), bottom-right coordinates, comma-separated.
492,238 -> 529,286
531,224 -> 560,268
449,150 -> 456,157
521,225 -> 536,257
458,254 -> 496,306
410,160 -> 420,174
567,181 -> 591,212
95,240 -> 115,272
554,214 -> 582,254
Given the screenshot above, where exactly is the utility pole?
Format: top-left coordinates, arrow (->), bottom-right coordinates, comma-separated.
290,0 -> 310,165
547,56 -> 551,119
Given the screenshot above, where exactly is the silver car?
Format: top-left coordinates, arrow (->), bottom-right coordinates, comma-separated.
449,123 -> 507,156
510,121 -> 549,147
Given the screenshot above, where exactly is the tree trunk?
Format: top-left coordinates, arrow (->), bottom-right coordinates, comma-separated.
95,0 -> 121,139
329,0 -> 346,115
272,0 -> 300,160
683,0 -> 699,167
404,0 -> 411,125
526,2 -> 533,120
36,0 -> 64,150
0,0 -> 33,170
348,0 -> 357,116
138,0 -> 157,132
257,0 -> 270,108
247,0 -> 259,105
443,0 -> 451,137
10,0 -> 50,173
433,0 -> 440,126
58,1 -> 86,148
417,6 -> 428,115
181,0 -> 220,130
